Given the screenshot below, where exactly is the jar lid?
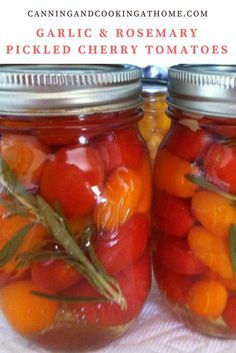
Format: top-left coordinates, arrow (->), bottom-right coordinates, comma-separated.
168,64 -> 236,118
142,79 -> 167,96
0,65 -> 142,116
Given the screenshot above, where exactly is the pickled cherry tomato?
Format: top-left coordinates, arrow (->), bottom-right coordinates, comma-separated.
94,168 -> 142,231
222,296 -> 236,329
136,153 -> 152,214
153,261 -> 195,304
188,226 -> 233,279
0,212 -> 47,274
154,149 -> 197,198
153,191 -> 194,237
93,214 -> 149,274
204,142 -> 236,193
0,134 -> 49,188
156,236 -> 207,275
95,127 -> 145,173
0,280 -> 58,335
70,252 -> 151,326
40,145 -> 104,218
31,260 -> 82,293
166,124 -> 209,162
188,279 -> 227,319
191,191 -> 236,239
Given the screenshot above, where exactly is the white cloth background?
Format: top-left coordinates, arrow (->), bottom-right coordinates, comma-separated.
0,281 -> 236,353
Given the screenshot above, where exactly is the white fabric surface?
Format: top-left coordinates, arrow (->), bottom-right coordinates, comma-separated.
0,281 -> 236,353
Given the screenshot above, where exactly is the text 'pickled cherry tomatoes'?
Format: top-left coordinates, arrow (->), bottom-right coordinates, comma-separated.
40,145 -> 104,218
94,167 -> 142,231
93,214 -> 149,275
153,260 -> 196,304
69,251 -> 151,326
166,123 -> 210,162
156,236 -> 207,275
154,148 -> 197,198
0,134 -> 49,188
95,127 -> 145,174
204,142 -> 236,194
153,191 -> 194,237
31,259 -> 82,293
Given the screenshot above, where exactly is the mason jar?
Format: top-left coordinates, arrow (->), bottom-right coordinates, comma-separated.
139,78 -> 170,163
153,64 -> 236,338
0,65 -> 152,350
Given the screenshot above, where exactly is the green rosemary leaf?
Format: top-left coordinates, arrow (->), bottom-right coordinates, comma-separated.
16,251 -> 67,268
0,198 -> 30,217
31,290 -> 108,303
36,195 -> 126,308
185,174 -> 236,201
0,223 -> 35,267
0,157 -> 37,206
229,224 -> 236,275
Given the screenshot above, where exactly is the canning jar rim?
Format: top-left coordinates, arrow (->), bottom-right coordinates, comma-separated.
0,64 -> 142,116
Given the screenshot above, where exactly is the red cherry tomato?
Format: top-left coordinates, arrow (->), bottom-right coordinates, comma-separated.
153,261 -> 195,304
222,295 -> 236,329
156,236 -> 207,275
153,191 -> 194,237
69,251 -> 151,326
40,145 -> 104,218
166,124 -> 209,162
31,259 -> 82,293
95,127 -> 145,173
93,214 -> 149,274
204,142 -> 236,193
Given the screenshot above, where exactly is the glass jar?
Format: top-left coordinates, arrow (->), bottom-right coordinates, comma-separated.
153,64 -> 236,338
139,79 -> 170,163
0,65 -> 152,351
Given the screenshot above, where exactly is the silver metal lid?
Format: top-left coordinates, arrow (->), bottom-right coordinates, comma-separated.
0,65 -> 142,116
168,65 -> 236,118
142,79 -> 167,96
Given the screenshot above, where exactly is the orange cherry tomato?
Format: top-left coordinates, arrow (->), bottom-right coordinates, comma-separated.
94,167 -> 142,231
0,134 -> 49,188
0,280 -> 58,335
188,279 -> 227,319
191,191 -> 236,239
188,226 -> 233,279
0,213 -> 47,274
154,149 -> 197,198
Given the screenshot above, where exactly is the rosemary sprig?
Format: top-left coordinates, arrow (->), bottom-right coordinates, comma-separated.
0,160 -> 126,309
229,224 -> 236,275
36,196 -> 126,309
0,223 -> 34,267
31,291 -> 109,303
185,174 -> 236,201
